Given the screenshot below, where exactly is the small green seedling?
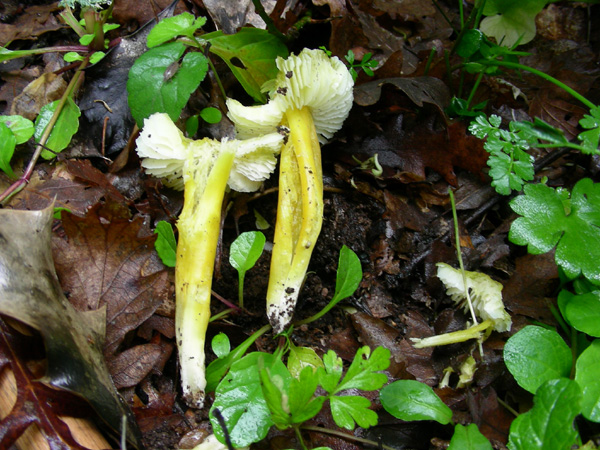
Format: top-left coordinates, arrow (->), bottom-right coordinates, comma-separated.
229,231 -> 266,307
345,50 -> 378,82
154,221 -> 177,268
0,115 -> 35,178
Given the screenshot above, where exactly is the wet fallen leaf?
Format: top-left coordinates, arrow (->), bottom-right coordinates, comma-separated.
51,201 -> 169,357
10,72 -> 67,121
107,343 -> 165,389
0,3 -> 65,46
0,206 -> 142,448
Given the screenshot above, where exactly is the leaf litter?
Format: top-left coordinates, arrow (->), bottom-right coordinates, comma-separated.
0,0 -> 599,449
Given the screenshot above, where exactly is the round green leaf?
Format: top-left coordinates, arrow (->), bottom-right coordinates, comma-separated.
504,326 -> 572,394
448,424 -> 492,450
561,290 -> 600,337
575,340 -> 600,422
380,380 -> 452,424
456,29 -> 484,59
0,115 -> 34,144
211,333 -> 230,358
34,97 -> 81,159
229,231 -> 266,273
199,106 -> 222,124
508,378 -> 582,450
127,42 -> 208,127
0,122 -> 17,177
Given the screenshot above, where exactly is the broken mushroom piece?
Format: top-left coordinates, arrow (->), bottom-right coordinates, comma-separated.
227,48 -> 354,333
411,263 -> 512,348
136,113 -> 283,407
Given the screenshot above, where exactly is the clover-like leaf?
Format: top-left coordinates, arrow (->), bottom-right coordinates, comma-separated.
330,395 -> 378,430
509,178 -> 600,284
578,106 -> 600,154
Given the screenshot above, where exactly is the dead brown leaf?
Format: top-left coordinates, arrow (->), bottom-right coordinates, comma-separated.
52,201 -> 169,356
10,72 -> 67,120
0,3 -> 65,47
107,343 -> 165,389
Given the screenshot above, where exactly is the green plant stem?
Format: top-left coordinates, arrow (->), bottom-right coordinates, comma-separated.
0,57 -> 89,205
301,425 -> 396,450
238,272 -> 245,308
570,327 -> 578,379
497,397 -> 519,417
465,72 -> 483,109
209,308 -> 234,323
448,189 -> 478,326
294,425 -> 309,450
424,47 -> 437,76
482,60 -> 596,110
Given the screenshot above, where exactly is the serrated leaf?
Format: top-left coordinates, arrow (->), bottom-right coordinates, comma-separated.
34,98 -> 81,159
0,122 -> 16,177
336,346 -> 389,393
318,350 -> 343,394
504,326 -> 572,394
448,424 -> 493,450
211,352 -> 281,447
330,395 -> 378,430
127,42 -> 208,127
558,290 -> 600,337
147,12 -> 206,48
508,378 -> 581,450
578,106 -> 600,154
380,380 -> 453,424
204,28 -> 288,103
229,231 -> 266,273
513,118 -> 569,146
575,340 -> 600,422
509,179 -> 600,283
288,366 -> 325,424
154,220 -> 176,267
0,115 -> 34,144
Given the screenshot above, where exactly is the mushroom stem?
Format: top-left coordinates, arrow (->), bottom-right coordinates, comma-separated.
267,107 -> 323,333
176,146 -> 236,408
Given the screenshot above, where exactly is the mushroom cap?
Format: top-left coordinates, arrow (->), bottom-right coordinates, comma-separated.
136,113 -> 189,190
136,113 -> 283,193
227,48 -> 354,143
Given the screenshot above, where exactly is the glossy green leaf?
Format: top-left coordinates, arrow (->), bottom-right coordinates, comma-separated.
288,367 -> 325,424
211,333 -> 230,358
509,179 -> 600,284
153,220 -> 176,267
288,343 -> 324,378
34,97 -> 81,159
0,115 -> 35,144
147,12 -> 206,48
210,352 -> 280,447
558,290 -> 600,337
380,380 -> 452,424
0,123 -> 16,177
507,378 -> 581,450
456,29 -> 484,58
330,394 -> 378,430
200,106 -> 222,124
480,0 -> 549,47
127,42 -> 208,127
504,326 -> 572,394
204,28 -> 288,103
259,361 -> 293,429
229,231 -> 266,273
575,340 -> 600,422
448,424 -> 493,450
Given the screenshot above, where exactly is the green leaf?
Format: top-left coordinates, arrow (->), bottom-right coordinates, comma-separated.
504,326 -> 572,394
127,42 -> 208,127
335,346 -> 389,393
448,424 -> 493,450
507,378 -> 582,450
480,0 -> 549,47
34,98 -> 81,159
153,221 -> 176,267
204,28 -> 288,103
288,343 -> 324,378
0,123 -> 17,177
229,231 -> 266,274
210,352 -> 281,447
288,367 -> 325,424
578,106 -> 600,154
330,395 -> 378,430
380,380 -> 453,424
259,361 -> 293,429
146,12 -> 206,48
199,106 -> 222,124
318,350 -> 344,394
211,333 -> 230,358
185,115 -> 199,137
509,179 -> 600,284
575,339 -> 600,422
331,245 -> 363,304
558,290 -> 600,337
457,29 -> 484,58
0,115 -> 34,144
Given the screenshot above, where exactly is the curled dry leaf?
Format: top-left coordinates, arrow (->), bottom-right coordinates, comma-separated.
0,206 -> 142,448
